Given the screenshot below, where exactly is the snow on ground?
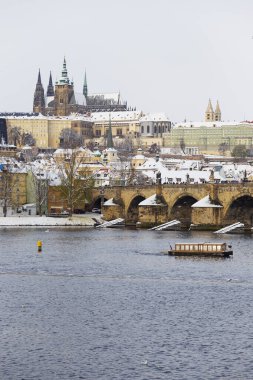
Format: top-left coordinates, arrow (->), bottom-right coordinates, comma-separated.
0,214 -> 101,227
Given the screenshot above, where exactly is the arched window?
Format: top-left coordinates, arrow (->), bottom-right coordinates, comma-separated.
147,125 -> 150,133
141,125 -> 144,134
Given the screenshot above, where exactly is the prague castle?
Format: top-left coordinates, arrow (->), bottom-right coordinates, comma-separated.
33,58 -> 127,116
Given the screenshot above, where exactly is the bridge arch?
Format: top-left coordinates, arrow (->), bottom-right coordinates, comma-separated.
90,196 -> 108,211
170,194 -> 198,228
224,195 -> 253,227
126,195 -> 146,225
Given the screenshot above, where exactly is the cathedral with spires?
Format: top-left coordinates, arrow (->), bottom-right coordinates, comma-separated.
33,58 -> 128,116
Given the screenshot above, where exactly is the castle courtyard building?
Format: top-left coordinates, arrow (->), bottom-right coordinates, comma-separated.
163,121 -> 253,155
5,115 -> 93,149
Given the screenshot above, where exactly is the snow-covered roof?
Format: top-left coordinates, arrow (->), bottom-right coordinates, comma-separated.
21,145 -> 32,150
132,148 -> 146,160
91,111 -> 142,122
139,113 -> 169,122
53,147 -> 94,157
137,157 -> 231,184
139,194 -> 158,206
132,154 -> 146,160
23,203 -> 36,208
103,198 -> 118,206
173,121 -> 249,129
4,114 -> 92,122
180,160 -> 201,170
103,148 -> 118,153
192,195 -> 222,208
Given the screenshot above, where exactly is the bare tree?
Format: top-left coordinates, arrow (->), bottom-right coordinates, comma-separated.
148,143 -> 160,154
9,127 -> 36,147
57,149 -> 94,216
22,132 -> 36,146
179,138 -> 186,153
59,128 -> 83,149
9,127 -> 22,146
125,164 -> 148,186
218,142 -> 229,156
110,159 -> 148,186
114,135 -> 134,153
28,168 -> 49,216
232,145 -> 247,158
109,159 -> 130,186
0,165 -> 19,217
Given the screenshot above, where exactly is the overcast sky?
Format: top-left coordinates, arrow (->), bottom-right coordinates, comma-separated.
1,0 -> 253,122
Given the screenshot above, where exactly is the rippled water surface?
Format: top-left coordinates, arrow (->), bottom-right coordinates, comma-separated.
0,227 -> 253,379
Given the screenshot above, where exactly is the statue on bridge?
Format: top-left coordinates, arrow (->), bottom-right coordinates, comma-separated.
156,171 -> 162,185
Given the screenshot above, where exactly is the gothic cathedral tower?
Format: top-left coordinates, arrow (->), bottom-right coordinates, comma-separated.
54,58 -> 74,116
33,69 -> 45,114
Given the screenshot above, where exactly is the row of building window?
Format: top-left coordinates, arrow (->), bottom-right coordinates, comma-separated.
141,125 -> 168,134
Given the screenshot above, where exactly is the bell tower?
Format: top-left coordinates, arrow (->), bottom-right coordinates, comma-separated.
54,58 -> 74,116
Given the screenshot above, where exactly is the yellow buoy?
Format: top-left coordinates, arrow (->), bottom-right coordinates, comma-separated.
37,240 -> 42,252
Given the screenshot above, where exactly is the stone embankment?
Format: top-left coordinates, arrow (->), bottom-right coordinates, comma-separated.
0,214 -> 102,227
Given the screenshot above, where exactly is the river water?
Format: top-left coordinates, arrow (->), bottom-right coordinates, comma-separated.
0,227 -> 252,380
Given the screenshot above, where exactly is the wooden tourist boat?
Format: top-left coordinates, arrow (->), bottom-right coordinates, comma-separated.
168,242 -> 233,257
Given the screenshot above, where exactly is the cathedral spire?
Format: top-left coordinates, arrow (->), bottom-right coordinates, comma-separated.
206,98 -> 214,113
33,69 -> 45,114
46,71 -> 54,97
37,69 -> 42,85
83,70 -> 88,98
214,100 -> 221,121
205,99 -> 214,122
59,57 -> 69,84
107,112 -> 114,148
215,100 -> 221,114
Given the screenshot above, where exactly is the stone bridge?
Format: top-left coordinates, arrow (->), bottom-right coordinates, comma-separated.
91,182 -> 253,229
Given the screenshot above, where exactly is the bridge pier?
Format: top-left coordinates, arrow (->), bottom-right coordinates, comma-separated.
138,203 -> 168,228
191,207 -> 223,230
102,198 -> 125,221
